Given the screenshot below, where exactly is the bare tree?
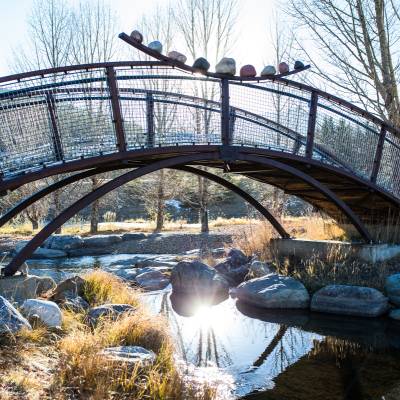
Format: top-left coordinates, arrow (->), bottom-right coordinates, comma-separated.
287,0 -> 400,127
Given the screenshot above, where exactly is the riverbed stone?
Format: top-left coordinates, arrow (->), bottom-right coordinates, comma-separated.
130,30 -> 143,43
192,57 -> 210,72
82,235 -> 122,248
62,296 -> 90,313
171,260 -> 229,296
135,270 -> 169,291
215,57 -> 236,75
49,275 -> 86,302
0,275 -> 56,304
227,248 -> 249,267
148,40 -> 162,53
249,260 -> 272,278
233,274 -> 310,309
122,233 -> 147,241
22,299 -> 62,328
385,274 -> 400,306
261,65 -> 276,76
240,64 -> 257,77
0,295 -> 31,334
389,309 -> 400,321
44,235 -> 84,250
311,285 -> 389,317
167,50 -> 187,63
87,304 -> 136,326
278,62 -> 289,74
101,346 -> 156,365
214,261 -> 249,286
294,60 -> 305,70
14,241 -> 67,259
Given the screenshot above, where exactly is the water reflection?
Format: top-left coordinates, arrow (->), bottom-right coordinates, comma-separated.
145,290 -> 400,399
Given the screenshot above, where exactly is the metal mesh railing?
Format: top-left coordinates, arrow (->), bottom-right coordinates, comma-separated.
0,62 -> 399,203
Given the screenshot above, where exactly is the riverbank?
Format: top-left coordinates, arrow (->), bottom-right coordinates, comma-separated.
0,271 -> 216,400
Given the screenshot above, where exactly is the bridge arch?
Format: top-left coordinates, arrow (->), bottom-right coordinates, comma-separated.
3,149 -> 374,276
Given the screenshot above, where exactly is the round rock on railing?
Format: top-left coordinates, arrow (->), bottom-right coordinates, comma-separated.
167,51 -> 187,64
240,64 -> 257,78
130,30 -> 143,43
216,57 -> 236,75
148,41 -> 163,53
192,57 -> 210,72
278,62 -> 289,74
260,65 -> 276,76
294,60 -> 305,70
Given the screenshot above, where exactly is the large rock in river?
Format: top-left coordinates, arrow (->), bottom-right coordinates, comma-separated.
135,270 -> 169,291
82,234 -> 122,248
22,299 -> 62,328
385,273 -> 400,306
14,241 -> 67,259
233,274 -> 310,309
44,235 -> 84,250
171,260 -> 229,296
311,285 -> 389,317
0,295 -> 31,334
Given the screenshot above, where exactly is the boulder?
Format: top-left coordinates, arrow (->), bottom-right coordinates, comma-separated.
311,285 -> 389,317
389,309 -> 400,321
22,299 -> 62,328
167,50 -> 187,63
0,295 -> 31,334
14,242 -> 67,259
122,233 -> 147,241
49,275 -> 86,302
101,346 -> 155,365
214,261 -> 249,286
170,260 -> 229,296
261,65 -> 276,76
148,40 -> 162,53
82,235 -> 122,248
385,274 -> 400,306
87,304 -> 136,326
240,64 -> 257,77
192,57 -> 210,72
62,296 -> 89,313
0,275 -> 56,304
215,57 -> 236,75
294,60 -> 305,70
130,30 -> 143,43
44,235 -> 84,250
227,248 -> 248,267
135,270 -> 169,291
278,62 -> 289,74
233,274 -> 310,309
249,260 -> 272,278
67,247 -> 109,257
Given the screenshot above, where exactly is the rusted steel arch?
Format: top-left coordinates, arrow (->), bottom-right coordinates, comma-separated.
238,153 -> 373,243
0,162 -> 289,239
0,165 -> 131,228
173,165 -> 289,239
3,152 -> 221,276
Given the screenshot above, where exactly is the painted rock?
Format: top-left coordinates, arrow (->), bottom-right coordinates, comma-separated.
148,41 -> 162,53
240,64 -> 257,77
278,62 -> 289,74
167,51 -> 187,64
260,65 -> 276,76
130,30 -> 143,43
215,57 -> 236,75
294,60 -> 305,70
192,57 -> 210,72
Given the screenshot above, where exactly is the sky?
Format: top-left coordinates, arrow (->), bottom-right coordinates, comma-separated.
0,0 -> 285,77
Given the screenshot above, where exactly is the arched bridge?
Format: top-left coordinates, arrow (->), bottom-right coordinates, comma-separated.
1,45 -> 400,275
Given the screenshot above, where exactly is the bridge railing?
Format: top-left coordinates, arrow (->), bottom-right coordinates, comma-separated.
0,61 -> 399,200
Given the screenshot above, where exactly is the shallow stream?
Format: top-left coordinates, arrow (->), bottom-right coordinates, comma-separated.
28,254 -> 400,400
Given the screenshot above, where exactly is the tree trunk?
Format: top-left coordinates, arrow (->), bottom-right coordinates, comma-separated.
90,177 -> 100,234
198,174 -> 209,233
155,170 -> 165,232
53,189 -> 62,234
31,218 -> 39,231
200,206 -> 209,233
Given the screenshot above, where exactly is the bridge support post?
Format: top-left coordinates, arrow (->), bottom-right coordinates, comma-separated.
306,91 -> 318,158
221,79 -> 231,145
371,126 -> 386,183
46,93 -> 64,161
146,93 -> 155,147
106,67 -> 126,152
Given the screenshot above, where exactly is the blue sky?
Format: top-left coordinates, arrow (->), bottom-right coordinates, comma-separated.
0,0 -> 284,76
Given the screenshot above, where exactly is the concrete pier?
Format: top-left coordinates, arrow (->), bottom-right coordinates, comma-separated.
271,239 -> 400,263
